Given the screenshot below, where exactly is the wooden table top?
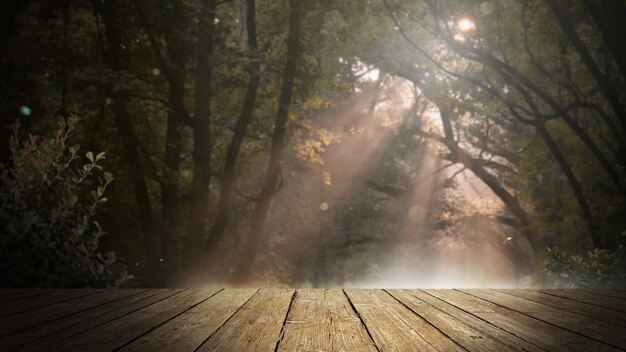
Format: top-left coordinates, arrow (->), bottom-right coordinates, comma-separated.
0,288 -> 624,351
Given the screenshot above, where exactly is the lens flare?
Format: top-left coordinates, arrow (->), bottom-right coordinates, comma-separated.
19,105 -> 32,116
457,18 -> 476,32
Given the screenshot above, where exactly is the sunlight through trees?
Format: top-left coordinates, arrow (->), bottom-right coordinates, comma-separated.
1,0 -> 625,288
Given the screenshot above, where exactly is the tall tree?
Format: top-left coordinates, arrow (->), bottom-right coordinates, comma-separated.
580,0 -> 626,83
96,0 -> 159,265
205,0 -> 261,258
546,0 -> 626,136
232,0 -> 302,283
186,0 -> 217,263
133,0 -> 192,268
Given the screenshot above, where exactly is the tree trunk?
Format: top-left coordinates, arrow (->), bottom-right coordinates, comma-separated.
232,0 -> 302,284
536,122 -> 603,248
442,33 -> 626,193
437,105 -> 543,255
481,68 -> 604,248
474,46 -> 626,196
580,0 -> 626,83
185,0 -> 216,264
205,0 -> 261,259
98,0 -> 159,265
547,0 -> 626,135
480,65 -> 603,248
161,34 -> 187,263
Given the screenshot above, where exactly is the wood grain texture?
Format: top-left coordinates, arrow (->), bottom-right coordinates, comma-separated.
45,289 -> 219,352
276,289 -> 378,352
499,289 -> 626,327
0,288 -> 145,336
426,289 -> 620,352
409,289 -> 543,352
579,289 -> 626,300
540,289 -> 626,312
0,289 -> 100,318
387,289 -> 539,352
464,289 -> 626,350
4,289 -> 180,351
197,288 -> 294,352
345,289 -> 463,352
0,289 -> 52,303
121,289 -> 257,352
0,288 -> 624,352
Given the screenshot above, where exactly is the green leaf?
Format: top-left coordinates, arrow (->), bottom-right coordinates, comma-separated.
103,172 -> 113,182
86,151 -> 94,162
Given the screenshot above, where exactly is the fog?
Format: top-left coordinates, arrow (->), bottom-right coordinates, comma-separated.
192,75 -> 524,289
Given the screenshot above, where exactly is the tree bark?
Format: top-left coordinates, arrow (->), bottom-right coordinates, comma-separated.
580,0 -> 626,83
482,68 -> 603,248
185,0 -> 216,264
205,0 -> 261,259
547,0 -> 626,135
535,122 -> 603,248
232,0 -> 302,284
488,73 -> 604,248
161,32 -> 187,263
98,0 -> 159,265
436,25 -> 626,194
436,104 -> 543,255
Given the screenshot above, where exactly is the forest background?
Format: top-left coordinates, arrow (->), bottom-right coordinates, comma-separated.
1,0 -> 625,288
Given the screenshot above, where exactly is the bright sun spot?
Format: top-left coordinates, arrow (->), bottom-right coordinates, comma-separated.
457,18 -> 476,32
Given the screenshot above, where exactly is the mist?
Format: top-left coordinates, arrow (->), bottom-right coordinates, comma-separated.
191,75 -> 523,289
1,0 -> 624,290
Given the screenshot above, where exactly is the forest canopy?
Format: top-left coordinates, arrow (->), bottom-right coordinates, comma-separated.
0,0 -> 625,288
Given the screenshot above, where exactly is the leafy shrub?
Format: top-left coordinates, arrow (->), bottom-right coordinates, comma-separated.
0,118 -> 125,287
541,246 -> 626,288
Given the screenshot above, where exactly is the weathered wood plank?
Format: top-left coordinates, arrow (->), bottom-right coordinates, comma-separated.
197,288 -> 294,352
276,289 -> 378,352
10,289 -> 183,351
0,289 -> 100,318
0,289 -> 145,336
345,289 -> 462,351
0,288 -> 624,351
578,289 -> 626,300
0,290 -> 52,303
121,289 -> 257,352
540,289 -> 626,312
388,289 -> 540,352
464,289 -> 626,350
410,290 -> 543,352
499,289 -> 626,327
45,289 -> 219,352
425,289 -> 620,352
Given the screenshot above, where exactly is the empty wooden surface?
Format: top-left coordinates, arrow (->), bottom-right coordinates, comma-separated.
0,289 -> 624,351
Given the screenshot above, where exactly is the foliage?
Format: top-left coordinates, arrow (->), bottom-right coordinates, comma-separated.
0,118 -> 124,287
541,246 -> 626,288
1,0 -> 626,287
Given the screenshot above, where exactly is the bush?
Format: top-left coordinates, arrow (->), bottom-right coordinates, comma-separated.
0,118 -> 125,287
541,246 -> 626,288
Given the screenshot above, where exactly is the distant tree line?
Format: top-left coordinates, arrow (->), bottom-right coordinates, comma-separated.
1,0 -> 625,287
